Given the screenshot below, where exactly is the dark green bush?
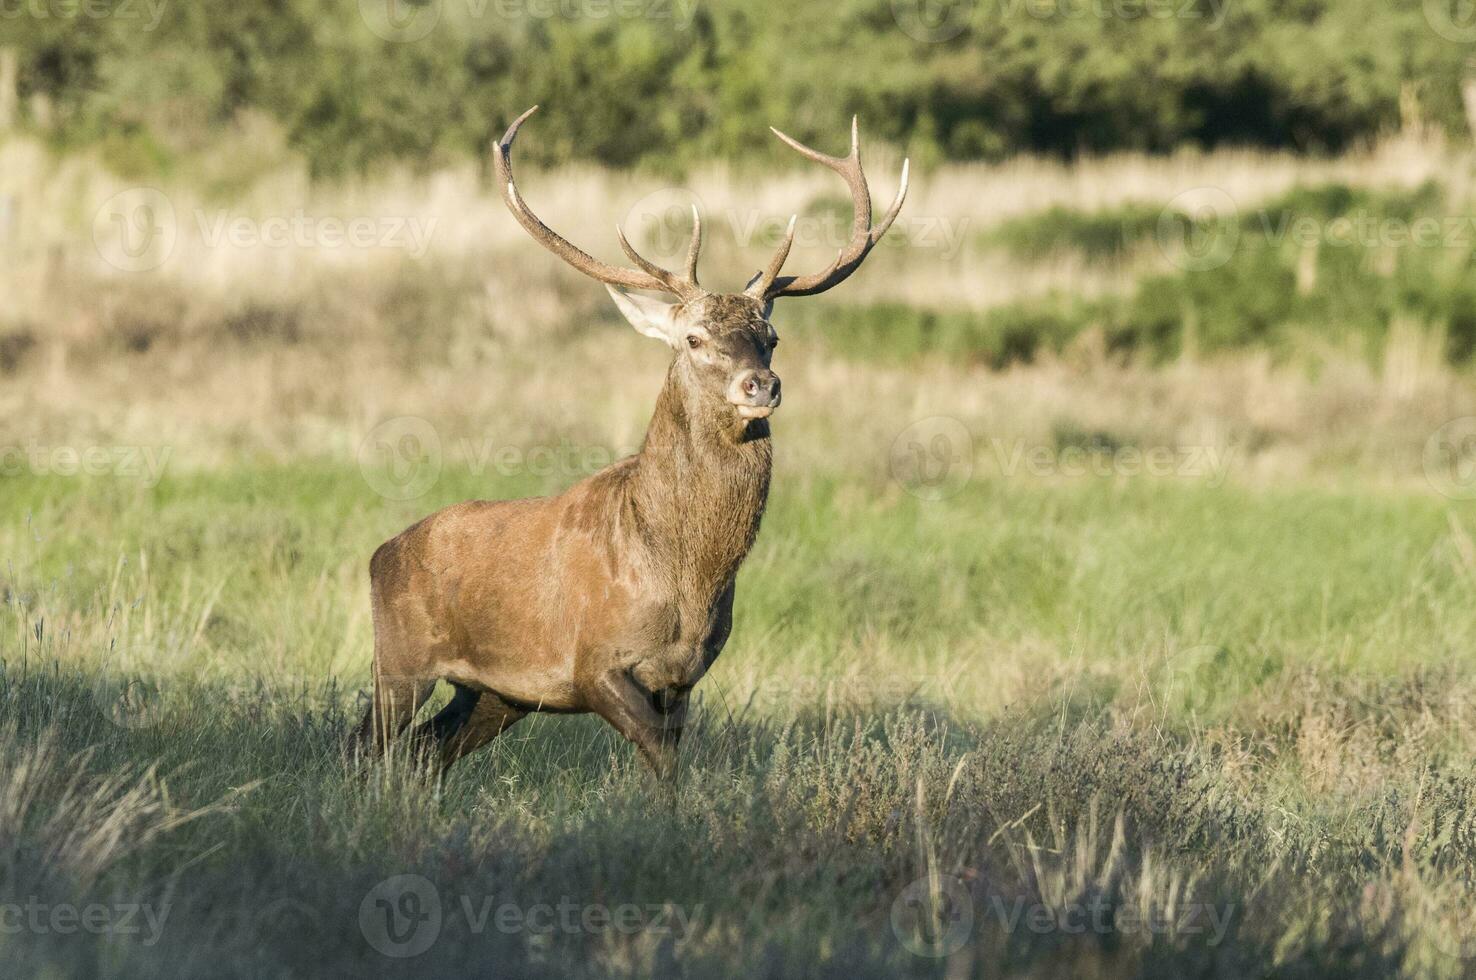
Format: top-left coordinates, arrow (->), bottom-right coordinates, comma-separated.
2,0 -> 1470,177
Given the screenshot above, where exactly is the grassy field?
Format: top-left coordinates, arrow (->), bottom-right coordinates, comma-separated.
8,133 -> 1476,977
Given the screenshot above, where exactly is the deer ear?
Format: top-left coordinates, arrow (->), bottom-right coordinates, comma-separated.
605,286 -> 681,347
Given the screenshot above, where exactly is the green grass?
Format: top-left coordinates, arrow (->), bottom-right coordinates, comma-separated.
5,463 -> 1469,702
5,459 -> 1476,976
982,203 -> 1171,262
807,182 -> 1476,371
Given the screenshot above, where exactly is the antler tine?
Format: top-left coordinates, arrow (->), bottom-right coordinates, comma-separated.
745,215 -> 798,299
615,224 -> 687,293
494,106 -> 702,299
759,117 -> 909,300
684,205 -> 702,287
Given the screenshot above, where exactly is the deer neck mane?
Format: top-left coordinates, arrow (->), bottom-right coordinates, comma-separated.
629,363 -> 773,600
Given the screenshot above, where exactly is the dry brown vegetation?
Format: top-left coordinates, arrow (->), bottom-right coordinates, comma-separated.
3,131 -> 1473,484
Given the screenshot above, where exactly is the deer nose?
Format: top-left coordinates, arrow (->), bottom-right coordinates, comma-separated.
730,369 -> 782,416
737,369 -> 780,404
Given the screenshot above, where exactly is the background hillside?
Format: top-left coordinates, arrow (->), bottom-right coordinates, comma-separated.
7,0 -> 1476,178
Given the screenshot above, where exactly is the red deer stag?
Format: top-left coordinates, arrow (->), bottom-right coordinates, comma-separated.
350,106 -> 908,783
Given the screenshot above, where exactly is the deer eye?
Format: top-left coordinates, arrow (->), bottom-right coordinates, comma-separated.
686,335 -> 701,349
769,336 -> 779,349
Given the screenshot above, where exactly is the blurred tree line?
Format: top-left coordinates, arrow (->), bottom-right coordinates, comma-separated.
2,0 -> 1473,178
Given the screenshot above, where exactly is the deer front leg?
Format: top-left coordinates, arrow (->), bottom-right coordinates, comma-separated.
587,668 -> 686,785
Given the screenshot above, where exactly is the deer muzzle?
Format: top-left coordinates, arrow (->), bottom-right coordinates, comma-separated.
729,369 -> 782,419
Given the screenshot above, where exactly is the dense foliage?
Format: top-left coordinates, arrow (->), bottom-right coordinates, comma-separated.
5,0 -> 1475,176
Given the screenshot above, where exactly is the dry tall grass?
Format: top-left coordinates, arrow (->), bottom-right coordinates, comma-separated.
1,131 -> 1469,488
2,127 -> 1467,317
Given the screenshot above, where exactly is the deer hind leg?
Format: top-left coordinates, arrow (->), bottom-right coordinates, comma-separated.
350,672 -> 436,761
404,681 -> 478,763
419,686 -> 526,773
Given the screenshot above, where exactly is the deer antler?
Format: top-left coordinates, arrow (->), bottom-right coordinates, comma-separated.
748,117 -> 909,301
495,106 -> 704,300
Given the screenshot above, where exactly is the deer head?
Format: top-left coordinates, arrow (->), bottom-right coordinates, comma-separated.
494,106 -> 909,425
